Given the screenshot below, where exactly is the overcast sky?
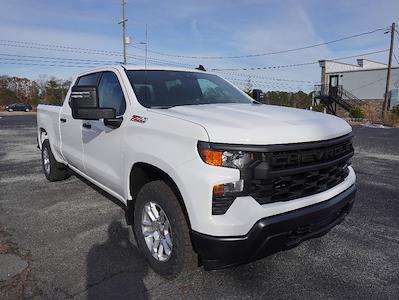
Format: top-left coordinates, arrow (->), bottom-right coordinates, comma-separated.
0,0 -> 398,91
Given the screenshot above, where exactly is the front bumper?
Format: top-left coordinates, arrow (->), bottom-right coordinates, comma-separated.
191,184 -> 356,270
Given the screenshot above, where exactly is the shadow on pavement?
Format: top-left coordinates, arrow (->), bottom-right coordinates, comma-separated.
86,221 -> 148,300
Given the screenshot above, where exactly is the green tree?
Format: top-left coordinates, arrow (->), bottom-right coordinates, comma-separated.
0,88 -> 18,106
349,106 -> 364,119
263,90 -> 312,108
45,79 -> 61,105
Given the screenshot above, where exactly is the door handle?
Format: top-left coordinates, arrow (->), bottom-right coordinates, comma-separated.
60,118 -> 67,123
82,123 -> 91,129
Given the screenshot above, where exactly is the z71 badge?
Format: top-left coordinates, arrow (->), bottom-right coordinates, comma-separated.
130,115 -> 148,124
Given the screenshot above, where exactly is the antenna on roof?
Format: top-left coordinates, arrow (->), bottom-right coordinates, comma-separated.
196,65 -> 206,72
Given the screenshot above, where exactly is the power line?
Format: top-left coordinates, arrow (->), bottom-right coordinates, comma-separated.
0,53 -> 195,70
393,51 -> 399,65
211,49 -> 389,71
349,72 -> 399,92
129,27 -> 388,59
221,75 -> 315,87
214,70 -> 315,83
0,39 -> 195,68
0,53 -> 119,64
0,60 -> 104,68
0,56 -> 112,66
0,39 -> 387,71
225,78 -> 313,91
0,39 -> 125,55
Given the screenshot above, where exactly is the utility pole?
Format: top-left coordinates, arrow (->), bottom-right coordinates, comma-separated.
139,24 -> 148,69
145,24 -> 148,69
118,0 -> 128,64
382,22 -> 395,119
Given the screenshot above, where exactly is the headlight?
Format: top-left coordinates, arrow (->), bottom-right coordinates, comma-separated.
198,142 -> 253,169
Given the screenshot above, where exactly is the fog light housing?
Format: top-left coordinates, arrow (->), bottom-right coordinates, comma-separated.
213,179 -> 244,197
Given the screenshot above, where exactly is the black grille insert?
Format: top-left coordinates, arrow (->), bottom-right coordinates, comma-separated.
249,161 -> 350,205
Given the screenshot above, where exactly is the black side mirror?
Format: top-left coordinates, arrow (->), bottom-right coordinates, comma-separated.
252,89 -> 263,102
70,86 -> 116,120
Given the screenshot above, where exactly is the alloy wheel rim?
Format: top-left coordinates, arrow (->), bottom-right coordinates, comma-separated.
141,201 -> 173,261
43,148 -> 50,174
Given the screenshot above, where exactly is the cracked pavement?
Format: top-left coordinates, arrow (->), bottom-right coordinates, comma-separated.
0,114 -> 398,299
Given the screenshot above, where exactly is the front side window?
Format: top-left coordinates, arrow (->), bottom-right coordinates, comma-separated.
77,73 -> 100,86
126,70 -> 252,108
98,72 -> 126,116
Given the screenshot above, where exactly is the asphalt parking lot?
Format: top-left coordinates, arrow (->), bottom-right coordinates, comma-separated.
1,114 -> 398,299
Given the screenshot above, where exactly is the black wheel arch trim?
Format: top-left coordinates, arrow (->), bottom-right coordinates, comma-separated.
127,162 -> 192,229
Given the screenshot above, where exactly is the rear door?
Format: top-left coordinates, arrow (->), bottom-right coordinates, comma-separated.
82,71 -> 127,196
60,72 -> 101,171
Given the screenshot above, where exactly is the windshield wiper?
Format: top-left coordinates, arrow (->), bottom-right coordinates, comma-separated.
149,103 -> 195,109
252,100 -> 262,105
148,105 -> 177,109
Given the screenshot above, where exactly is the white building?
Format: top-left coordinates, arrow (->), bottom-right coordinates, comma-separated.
319,59 -> 399,109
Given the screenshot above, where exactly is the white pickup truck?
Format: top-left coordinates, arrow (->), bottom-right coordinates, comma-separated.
37,65 -> 356,277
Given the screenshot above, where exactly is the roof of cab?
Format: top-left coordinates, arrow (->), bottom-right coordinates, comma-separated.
77,64 -> 207,76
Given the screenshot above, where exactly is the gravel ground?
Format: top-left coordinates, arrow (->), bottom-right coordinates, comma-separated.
0,114 -> 398,299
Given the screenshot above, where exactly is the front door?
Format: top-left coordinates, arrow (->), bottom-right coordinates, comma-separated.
329,75 -> 339,97
60,72 -> 101,171
82,71 -> 127,197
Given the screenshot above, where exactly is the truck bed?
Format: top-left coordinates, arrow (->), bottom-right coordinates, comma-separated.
37,104 -> 63,162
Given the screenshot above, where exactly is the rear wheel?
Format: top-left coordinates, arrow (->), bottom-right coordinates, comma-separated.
41,139 -> 69,181
133,180 -> 197,278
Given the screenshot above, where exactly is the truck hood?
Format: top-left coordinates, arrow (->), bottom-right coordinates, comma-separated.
154,103 -> 352,144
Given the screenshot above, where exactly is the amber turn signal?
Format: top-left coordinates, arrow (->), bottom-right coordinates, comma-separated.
213,184 -> 225,196
199,149 -> 223,166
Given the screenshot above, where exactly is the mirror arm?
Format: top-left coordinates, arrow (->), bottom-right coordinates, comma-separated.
104,116 -> 123,129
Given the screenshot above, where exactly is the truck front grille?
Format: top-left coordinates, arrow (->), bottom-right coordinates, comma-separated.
212,134 -> 354,215
249,161 -> 350,205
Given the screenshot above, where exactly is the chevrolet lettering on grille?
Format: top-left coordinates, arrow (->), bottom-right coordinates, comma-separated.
269,142 -> 353,168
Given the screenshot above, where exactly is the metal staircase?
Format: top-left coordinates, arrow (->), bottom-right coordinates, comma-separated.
313,84 -> 362,115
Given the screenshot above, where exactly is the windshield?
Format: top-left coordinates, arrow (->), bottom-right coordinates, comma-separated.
126,70 -> 253,108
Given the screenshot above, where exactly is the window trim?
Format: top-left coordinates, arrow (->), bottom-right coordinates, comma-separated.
76,72 -> 101,86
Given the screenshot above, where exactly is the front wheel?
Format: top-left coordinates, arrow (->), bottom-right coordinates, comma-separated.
133,180 -> 198,278
41,140 -> 69,181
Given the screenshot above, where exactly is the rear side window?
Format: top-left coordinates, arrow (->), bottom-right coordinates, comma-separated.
98,72 -> 126,116
77,73 -> 100,86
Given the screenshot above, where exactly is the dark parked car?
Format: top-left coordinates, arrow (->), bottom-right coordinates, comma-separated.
5,103 -> 33,112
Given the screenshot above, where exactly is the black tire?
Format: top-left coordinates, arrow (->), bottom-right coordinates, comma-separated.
41,139 -> 69,182
133,180 -> 197,278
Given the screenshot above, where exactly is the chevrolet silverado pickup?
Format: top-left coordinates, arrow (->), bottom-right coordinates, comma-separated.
37,65 -> 356,277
